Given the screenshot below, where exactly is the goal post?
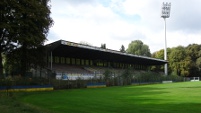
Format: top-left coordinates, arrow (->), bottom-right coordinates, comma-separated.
190,77 -> 200,82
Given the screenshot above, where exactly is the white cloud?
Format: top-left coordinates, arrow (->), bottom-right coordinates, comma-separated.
123,0 -> 150,15
47,0 -> 201,53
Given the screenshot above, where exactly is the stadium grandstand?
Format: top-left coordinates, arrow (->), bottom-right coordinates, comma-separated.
46,40 -> 167,80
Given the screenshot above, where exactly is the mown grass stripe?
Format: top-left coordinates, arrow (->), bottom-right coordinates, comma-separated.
11,82 -> 201,113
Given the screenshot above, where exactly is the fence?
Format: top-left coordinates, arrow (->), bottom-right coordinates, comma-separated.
0,85 -> 53,92
0,71 -> 190,90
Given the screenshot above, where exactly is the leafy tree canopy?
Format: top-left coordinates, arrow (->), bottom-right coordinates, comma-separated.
152,44 -> 201,77
0,0 -> 53,76
101,43 -> 106,49
120,45 -> 126,53
126,40 -> 151,57
186,44 -> 201,62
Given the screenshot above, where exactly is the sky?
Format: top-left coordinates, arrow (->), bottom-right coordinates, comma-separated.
47,0 -> 201,53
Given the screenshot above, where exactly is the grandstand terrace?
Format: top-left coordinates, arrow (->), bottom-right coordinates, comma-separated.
46,40 -> 167,80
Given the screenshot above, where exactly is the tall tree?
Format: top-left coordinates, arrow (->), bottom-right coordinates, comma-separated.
196,50 -> 201,72
151,49 -> 164,72
121,68 -> 132,85
186,44 -> 201,77
5,46 -> 47,76
1,0 -> 53,76
126,40 -> 151,57
101,43 -> 106,49
196,57 -> 201,71
169,46 -> 190,76
120,45 -> 126,53
186,44 -> 201,62
152,48 -> 172,73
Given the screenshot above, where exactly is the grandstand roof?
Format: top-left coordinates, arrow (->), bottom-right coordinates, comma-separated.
46,40 -> 167,65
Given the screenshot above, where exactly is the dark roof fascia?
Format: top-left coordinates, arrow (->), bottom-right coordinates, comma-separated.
46,40 -> 168,64
46,40 -> 63,52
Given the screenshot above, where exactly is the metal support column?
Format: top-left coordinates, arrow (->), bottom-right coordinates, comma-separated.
164,18 -> 168,75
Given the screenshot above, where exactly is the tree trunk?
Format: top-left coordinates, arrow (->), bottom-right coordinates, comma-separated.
0,52 -> 3,77
21,44 -> 27,77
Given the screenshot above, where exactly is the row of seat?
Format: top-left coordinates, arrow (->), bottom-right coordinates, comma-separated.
52,64 -> 143,77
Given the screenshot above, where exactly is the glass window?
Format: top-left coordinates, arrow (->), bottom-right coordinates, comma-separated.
55,57 -> 60,63
48,56 -> 52,63
90,60 -> 93,66
81,59 -> 85,65
61,57 -> 65,64
104,62 -> 107,67
76,59 -> 80,65
86,60 -> 89,65
71,58 -> 75,65
66,58 -> 70,64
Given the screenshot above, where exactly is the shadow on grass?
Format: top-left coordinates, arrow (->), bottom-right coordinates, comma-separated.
6,84 -> 201,113
0,92 -> 53,113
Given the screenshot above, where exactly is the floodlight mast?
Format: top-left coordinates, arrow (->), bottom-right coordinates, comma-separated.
161,2 -> 171,75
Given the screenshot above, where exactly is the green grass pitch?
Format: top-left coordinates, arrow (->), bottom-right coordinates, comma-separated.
21,82 -> 201,113
3,82 -> 201,113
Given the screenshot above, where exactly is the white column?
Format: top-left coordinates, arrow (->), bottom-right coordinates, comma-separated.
164,18 -> 168,75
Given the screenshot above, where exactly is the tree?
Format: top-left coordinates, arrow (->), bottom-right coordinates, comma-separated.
151,49 -> 164,72
120,45 -> 126,53
1,0 -> 53,76
185,44 -> 201,77
103,69 -> 111,86
151,44 -> 201,77
151,48 -> 171,73
121,68 -> 132,85
126,40 -> 151,57
196,50 -> 201,71
101,43 -> 106,49
186,44 -> 201,62
5,46 -> 47,76
196,57 -> 201,71
169,46 -> 190,76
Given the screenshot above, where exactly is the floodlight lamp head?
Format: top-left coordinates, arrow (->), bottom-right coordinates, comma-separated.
161,2 -> 171,18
